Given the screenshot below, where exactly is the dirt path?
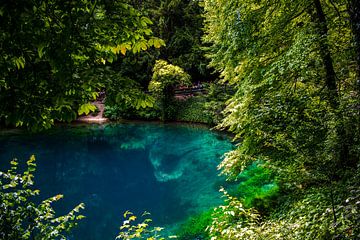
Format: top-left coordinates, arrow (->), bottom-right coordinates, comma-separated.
76,101 -> 109,123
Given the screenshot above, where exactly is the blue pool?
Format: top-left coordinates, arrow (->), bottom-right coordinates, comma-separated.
0,123 -> 234,239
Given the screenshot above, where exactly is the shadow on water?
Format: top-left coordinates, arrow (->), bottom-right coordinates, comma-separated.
0,123 -> 234,239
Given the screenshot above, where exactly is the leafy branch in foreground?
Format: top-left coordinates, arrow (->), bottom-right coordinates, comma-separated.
207,188 -> 260,240
0,155 -> 85,240
116,211 -> 176,240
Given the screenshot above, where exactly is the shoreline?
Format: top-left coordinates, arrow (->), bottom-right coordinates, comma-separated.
0,120 -> 234,141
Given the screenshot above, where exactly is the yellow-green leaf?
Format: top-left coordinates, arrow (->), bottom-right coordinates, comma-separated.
78,103 -> 97,115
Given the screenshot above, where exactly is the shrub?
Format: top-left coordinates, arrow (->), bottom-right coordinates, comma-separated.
208,188 -> 260,240
172,96 -> 212,124
209,184 -> 360,240
149,60 -> 191,120
116,211 -> 167,240
0,155 -> 84,240
104,104 -> 160,121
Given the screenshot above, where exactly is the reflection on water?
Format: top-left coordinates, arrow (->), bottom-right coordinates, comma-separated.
0,123 -> 234,239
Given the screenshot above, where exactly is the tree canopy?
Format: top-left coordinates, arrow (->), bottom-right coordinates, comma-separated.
202,0 -> 360,238
0,0 -> 164,131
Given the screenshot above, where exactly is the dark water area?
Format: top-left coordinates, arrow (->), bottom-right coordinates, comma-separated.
0,123 -> 234,239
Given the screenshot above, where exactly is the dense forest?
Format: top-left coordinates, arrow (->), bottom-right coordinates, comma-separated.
0,0 -> 359,239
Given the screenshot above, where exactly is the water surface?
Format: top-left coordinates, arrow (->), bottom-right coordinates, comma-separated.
0,123 -> 233,239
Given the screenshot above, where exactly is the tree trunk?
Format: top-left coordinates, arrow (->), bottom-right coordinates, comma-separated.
313,0 -> 352,167
348,0 -> 360,90
313,0 -> 339,106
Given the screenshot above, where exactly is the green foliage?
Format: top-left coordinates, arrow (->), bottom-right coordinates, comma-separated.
172,96 -> 212,124
105,94 -> 212,123
175,210 -> 213,240
116,211 -> 167,240
1,0 -> 359,238
90,105 -> 101,117
203,0 -> 359,180
122,0 -> 212,84
0,155 -> 85,239
0,0 -> 162,130
154,0 -> 210,79
103,70 -> 159,121
103,105 -> 124,120
207,188 -> 260,240
231,162 -> 279,212
104,82 -> 230,124
209,184 -> 360,240
149,60 -> 191,120
105,73 -> 155,109
163,82 -> 233,124
338,188 -> 360,239
203,83 -> 234,125
149,60 -> 191,94
78,103 -> 97,116
202,0 -> 360,239
104,104 -> 160,121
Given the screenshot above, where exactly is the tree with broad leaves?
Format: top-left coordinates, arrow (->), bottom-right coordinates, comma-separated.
0,0 -> 164,131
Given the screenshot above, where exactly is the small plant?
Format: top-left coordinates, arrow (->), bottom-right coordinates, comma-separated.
116,211 -> 172,240
0,155 -> 85,240
208,188 -> 260,240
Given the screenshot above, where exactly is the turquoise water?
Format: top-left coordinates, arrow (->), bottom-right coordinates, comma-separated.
0,123 -> 233,239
